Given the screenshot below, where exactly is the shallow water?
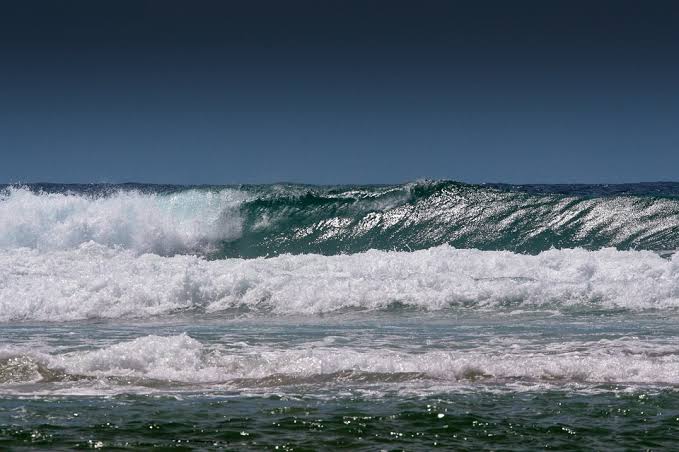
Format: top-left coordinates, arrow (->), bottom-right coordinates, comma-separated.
2,312 -> 679,448
3,390 -> 679,450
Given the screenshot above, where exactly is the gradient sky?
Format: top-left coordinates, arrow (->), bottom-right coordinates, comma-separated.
1,0 -> 678,184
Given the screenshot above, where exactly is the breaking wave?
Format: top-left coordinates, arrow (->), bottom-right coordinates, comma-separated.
0,186 -> 245,255
1,244 -> 678,321
3,333 -> 679,389
1,181 -> 679,257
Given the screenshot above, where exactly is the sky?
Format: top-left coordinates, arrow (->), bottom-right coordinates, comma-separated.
1,0 -> 678,185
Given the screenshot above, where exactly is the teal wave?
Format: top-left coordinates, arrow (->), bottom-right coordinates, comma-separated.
4,181 -> 679,256
218,181 -> 679,257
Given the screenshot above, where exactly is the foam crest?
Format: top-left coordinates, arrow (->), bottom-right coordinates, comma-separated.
1,245 -> 678,321
0,187 -> 246,254
52,334 -> 210,382
5,334 -> 679,387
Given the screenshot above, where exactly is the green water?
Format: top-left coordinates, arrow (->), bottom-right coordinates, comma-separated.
2,391 -> 678,450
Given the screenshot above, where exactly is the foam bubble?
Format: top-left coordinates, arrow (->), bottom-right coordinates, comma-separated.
0,244 -> 678,321
0,187 -> 246,254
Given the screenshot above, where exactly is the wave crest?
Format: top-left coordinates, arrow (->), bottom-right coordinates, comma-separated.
3,182 -> 679,256
0,187 -> 245,255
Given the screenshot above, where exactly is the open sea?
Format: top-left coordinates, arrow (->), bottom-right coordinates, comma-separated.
1,181 -> 679,450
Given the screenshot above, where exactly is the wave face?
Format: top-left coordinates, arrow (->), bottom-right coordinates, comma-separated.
1,244 -> 677,321
2,181 -> 679,257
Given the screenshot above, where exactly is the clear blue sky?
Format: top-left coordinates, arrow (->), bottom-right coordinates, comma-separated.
1,1 -> 678,184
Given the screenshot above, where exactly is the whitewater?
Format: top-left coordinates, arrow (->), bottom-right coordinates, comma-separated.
2,181 -> 679,449
1,244 -> 679,321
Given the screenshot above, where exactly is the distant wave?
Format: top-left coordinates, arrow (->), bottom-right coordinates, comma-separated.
1,244 -> 678,321
2,181 -> 679,256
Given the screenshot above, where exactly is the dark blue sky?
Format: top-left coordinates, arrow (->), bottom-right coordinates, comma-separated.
1,0 -> 678,184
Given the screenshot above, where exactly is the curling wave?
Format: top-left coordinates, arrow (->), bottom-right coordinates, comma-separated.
2,181 -> 679,257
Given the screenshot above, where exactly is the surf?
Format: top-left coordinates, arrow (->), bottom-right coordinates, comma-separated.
2,181 -> 679,257
1,244 -> 677,321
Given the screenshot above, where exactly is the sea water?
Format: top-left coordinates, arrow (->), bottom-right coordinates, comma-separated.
1,182 -> 679,449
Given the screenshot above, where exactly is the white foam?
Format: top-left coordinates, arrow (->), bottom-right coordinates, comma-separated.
0,187 -> 246,254
0,244 -> 678,321
6,334 -> 679,387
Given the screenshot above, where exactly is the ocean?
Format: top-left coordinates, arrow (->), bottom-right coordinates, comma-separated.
1,181 -> 679,449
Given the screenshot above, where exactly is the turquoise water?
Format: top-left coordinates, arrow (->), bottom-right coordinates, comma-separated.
1,182 -> 679,449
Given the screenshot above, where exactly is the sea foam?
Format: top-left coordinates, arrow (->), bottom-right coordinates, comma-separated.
3,333 -> 679,388
1,244 -> 677,321
0,187 -> 245,255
